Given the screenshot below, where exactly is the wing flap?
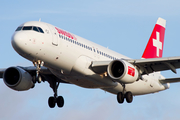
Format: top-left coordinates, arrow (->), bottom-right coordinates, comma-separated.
159,77 -> 180,84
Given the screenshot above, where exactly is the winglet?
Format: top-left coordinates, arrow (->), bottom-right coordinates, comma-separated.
142,17 -> 166,59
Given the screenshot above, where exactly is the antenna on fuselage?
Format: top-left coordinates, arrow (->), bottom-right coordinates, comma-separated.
39,18 -> 41,22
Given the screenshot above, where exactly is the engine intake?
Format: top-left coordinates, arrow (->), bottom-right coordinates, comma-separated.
107,60 -> 139,84
3,67 -> 34,91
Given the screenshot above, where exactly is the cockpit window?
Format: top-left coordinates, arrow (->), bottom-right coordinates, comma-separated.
15,26 -> 44,33
23,26 -> 32,30
37,27 -> 44,33
33,26 -> 39,32
16,26 -> 23,31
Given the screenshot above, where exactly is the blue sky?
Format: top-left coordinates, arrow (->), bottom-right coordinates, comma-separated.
1,0 -> 180,120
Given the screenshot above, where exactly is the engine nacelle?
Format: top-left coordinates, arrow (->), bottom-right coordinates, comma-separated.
3,67 -> 34,91
107,60 -> 139,84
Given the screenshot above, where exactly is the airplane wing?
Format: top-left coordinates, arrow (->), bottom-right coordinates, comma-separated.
91,56 -> 180,75
127,56 -> 180,74
0,66 -> 69,84
0,66 -> 51,78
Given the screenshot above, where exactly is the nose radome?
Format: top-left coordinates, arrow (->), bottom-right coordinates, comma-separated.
11,32 -> 28,54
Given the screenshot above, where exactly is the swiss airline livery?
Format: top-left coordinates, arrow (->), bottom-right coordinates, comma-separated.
1,18 -> 180,108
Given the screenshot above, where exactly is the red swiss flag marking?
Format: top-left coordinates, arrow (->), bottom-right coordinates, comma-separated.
142,24 -> 165,59
128,66 -> 135,77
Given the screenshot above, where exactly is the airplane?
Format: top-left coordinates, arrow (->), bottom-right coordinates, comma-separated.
1,17 -> 180,108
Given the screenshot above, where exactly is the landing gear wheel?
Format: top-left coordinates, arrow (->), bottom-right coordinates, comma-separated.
33,75 -> 42,83
125,91 -> 133,103
117,92 -> 124,104
36,74 -> 42,83
57,96 -> 64,108
48,97 -> 56,108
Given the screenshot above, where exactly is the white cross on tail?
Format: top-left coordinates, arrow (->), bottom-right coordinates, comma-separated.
153,32 -> 162,57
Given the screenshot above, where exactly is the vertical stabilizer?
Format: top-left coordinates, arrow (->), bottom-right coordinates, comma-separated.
142,17 -> 166,59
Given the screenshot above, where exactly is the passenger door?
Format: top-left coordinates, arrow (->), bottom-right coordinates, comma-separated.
48,25 -> 58,46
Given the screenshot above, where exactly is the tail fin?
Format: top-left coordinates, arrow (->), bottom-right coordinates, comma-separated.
142,17 -> 166,59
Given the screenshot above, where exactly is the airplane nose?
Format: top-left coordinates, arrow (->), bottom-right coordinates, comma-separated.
11,32 -> 28,54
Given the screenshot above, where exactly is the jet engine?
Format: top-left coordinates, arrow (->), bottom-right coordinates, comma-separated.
107,60 -> 140,84
3,67 -> 34,91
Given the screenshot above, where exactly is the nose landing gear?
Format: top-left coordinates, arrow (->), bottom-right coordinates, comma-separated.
33,60 -> 44,83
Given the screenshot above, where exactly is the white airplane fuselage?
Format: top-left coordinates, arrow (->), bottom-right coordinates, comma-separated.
11,21 -> 169,96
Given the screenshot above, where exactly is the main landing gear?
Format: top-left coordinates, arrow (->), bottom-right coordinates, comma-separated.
117,84 -> 133,104
117,91 -> 133,104
48,80 -> 64,108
